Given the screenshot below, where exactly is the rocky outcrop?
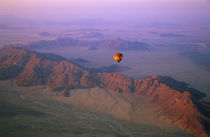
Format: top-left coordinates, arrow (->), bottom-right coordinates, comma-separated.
0,47 -> 31,80
16,54 -> 55,86
97,73 -> 133,93
134,75 -> 210,137
47,61 -> 96,91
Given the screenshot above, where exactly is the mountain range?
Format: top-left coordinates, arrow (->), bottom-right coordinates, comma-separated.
0,47 -> 209,137
15,37 -> 150,51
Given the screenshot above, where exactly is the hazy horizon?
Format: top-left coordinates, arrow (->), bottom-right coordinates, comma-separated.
1,0 -> 210,25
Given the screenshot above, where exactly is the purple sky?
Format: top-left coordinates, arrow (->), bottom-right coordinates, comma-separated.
0,0 -> 210,25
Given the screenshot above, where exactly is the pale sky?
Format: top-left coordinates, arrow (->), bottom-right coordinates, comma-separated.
0,0 -> 210,24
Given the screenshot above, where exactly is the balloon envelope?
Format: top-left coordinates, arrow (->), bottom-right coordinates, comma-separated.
113,53 -> 123,64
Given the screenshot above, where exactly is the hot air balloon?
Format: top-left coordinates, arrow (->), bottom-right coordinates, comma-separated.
113,53 -> 123,64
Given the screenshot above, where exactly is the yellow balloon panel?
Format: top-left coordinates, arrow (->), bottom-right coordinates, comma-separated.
113,53 -> 123,64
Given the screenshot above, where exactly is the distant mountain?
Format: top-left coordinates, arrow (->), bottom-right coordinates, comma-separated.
38,32 -> 53,37
19,37 -> 150,51
160,33 -> 187,38
150,31 -> 187,38
81,32 -> 105,39
68,58 -> 90,64
25,37 -> 79,49
0,47 -> 209,137
100,38 -> 150,51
